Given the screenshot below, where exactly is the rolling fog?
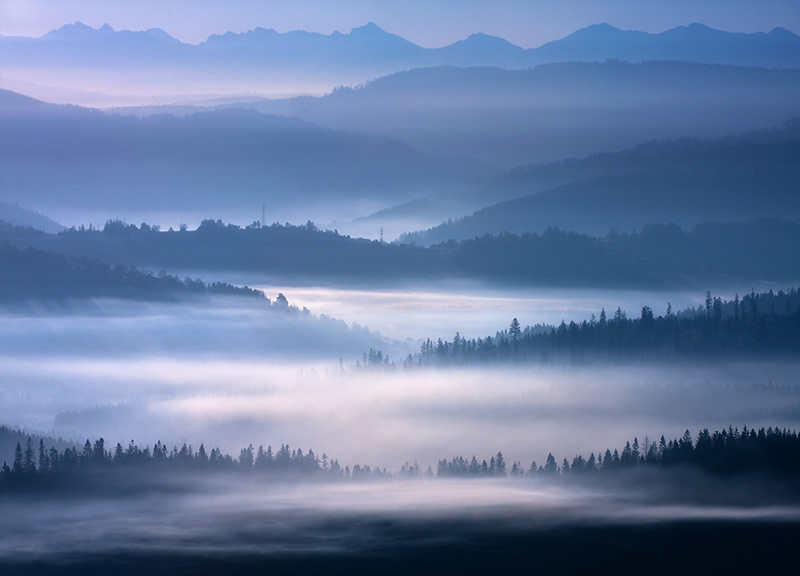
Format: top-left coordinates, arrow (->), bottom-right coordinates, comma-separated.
1,292 -> 798,472
248,283 -> 717,340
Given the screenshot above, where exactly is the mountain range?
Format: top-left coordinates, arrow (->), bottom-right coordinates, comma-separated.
2,22 -> 798,105
3,21 -> 798,71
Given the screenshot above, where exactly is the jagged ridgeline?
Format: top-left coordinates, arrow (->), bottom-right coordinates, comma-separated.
382,288 -> 800,367
2,426 -> 799,493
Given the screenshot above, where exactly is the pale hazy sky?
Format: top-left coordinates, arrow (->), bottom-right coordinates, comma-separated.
1,0 -> 798,48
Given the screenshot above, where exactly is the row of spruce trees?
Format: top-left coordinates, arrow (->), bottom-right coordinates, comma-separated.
397,288 -> 800,367
437,426 -> 800,478
2,426 -> 799,492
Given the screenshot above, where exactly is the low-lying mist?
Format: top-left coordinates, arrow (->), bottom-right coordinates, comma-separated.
2,474 -> 798,569
235,282 -> 719,341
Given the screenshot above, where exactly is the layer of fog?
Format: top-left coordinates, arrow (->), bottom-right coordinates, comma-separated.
222,282 -> 727,341
0,73 -> 334,108
1,476 -> 798,563
2,337 -> 799,472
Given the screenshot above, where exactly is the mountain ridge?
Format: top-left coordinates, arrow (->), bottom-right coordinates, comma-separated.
2,21 -> 798,106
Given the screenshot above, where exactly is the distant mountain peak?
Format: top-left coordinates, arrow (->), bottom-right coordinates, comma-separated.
40,21 -> 186,45
684,22 -> 714,31
347,22 -> 394,40
769,27 -> 798,39
581,23 -> 623,34
462,32 -> 515,45
44,21 -> 95,37
351,22 -> 386,35
144,27 -> 180,44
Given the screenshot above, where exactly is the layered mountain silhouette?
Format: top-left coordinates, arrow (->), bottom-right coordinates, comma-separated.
4,23 -> 799,231
0,89 -> 452,224
251,62 -> 800,168
398,121 -> 800,243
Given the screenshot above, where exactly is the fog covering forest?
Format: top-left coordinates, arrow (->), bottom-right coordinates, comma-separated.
2,9 -> 800,574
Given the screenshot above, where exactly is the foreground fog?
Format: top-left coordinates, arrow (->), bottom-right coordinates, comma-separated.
1,297 -> 798,470
1,476 -> 798,564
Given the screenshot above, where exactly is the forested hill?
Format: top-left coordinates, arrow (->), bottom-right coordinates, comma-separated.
0,240 -> 263,302
4,217 -> 800,289
399,289 -> 800,367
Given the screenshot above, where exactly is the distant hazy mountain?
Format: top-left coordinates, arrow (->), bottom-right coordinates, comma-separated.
2,21 -> 797,93
400,131 -> 800,244
251,62 -> 800,168
532,23 -> 800,69
2,21 -> 799,107
375,119 -> 800,239
0,89 -> 452,226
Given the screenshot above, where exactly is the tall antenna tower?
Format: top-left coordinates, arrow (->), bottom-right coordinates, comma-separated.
261,204 -> 266,226
380,226 -> 384,243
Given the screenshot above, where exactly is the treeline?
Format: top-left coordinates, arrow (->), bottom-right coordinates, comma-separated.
2,426 -> 798,493
0,240 -> 264,302
4,217 -> 800,288
0,436 -> 385,491
403,288 -> 800,366
438,426 -> 800,479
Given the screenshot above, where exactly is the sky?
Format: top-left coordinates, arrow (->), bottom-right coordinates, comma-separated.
1,0 -> 798,48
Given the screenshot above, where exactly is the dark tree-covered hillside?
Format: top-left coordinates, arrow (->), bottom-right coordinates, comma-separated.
4,217 -> 800,288
401,288 -> 800,366
0,240 -> 264,302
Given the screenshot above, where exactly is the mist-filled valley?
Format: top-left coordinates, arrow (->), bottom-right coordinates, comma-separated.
2,3 -> 800,572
